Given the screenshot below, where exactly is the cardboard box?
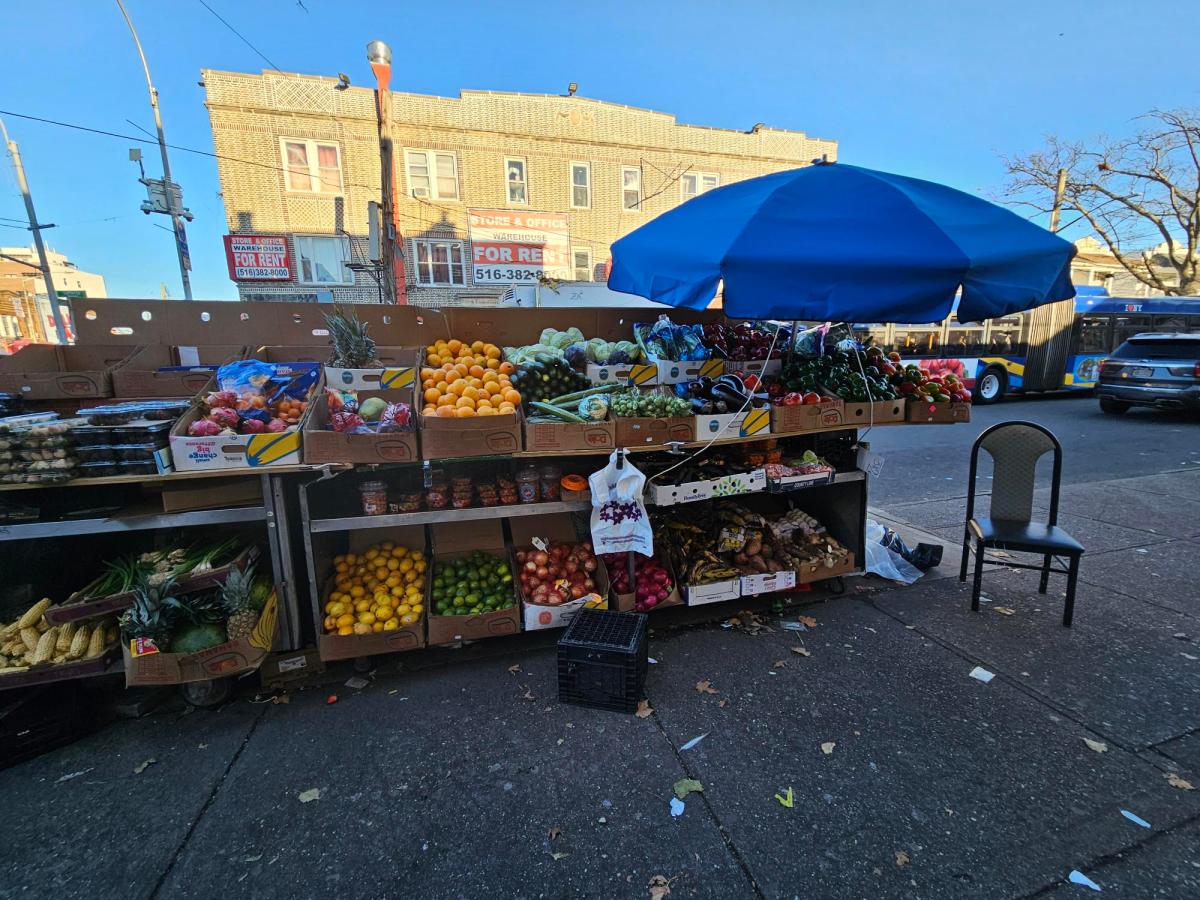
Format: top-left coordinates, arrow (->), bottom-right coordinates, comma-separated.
324,346 -> 421,392
765,469 -> 834,492
842,399 -> 906,425
302,390 -> 418,465
524,417 -> 615,453
770,399 -> 845,433
649,468 -> 766,507
614,415 -> 694,447
796,551 -> 857,584
419,407 -> 522,459
512,514 -> 611,631
684,579 -> 741,606
123,591 -> 277,686
259,647 -> 325,690
740,570 -> 797,596
113,345 -> 245,398
693,406 -> 771,441
426,520 -> 520,646
586,362 -> 658,386
255,346 -> 330,368
169,367 -> 320,472
906,400 -> 971,424
0,345 -> 135,399
160,476 -> 263,512
653,357 -> 726,384
613,555 -> 683,613
0,650 -> 118,690
726,359 -> 782,378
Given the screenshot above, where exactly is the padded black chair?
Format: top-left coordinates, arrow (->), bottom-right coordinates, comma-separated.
959,421 -> 1084,626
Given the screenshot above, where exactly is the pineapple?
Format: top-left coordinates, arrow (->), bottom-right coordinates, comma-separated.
325,304 -> 379,368
119,577 -> 179,651
221,565 -> 259,641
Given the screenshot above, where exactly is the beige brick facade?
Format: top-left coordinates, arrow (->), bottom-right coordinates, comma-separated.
203,69 -> 837,306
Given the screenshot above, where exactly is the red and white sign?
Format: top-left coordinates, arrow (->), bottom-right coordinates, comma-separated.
223,234 -> 293,281
467,210 -> 571,284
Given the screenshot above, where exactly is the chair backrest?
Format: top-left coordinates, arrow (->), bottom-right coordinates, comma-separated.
966,421 -> 1062,525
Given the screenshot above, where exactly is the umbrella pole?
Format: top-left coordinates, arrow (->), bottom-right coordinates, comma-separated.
786,320 -> 798,369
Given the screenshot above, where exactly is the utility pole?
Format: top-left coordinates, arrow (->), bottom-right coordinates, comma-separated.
0,117 -> 69,345
116,0 -> 193,300
367,40 -> 407,304
1048,167 -> 1068,233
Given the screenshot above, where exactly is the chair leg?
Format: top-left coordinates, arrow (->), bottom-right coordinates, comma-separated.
1063,554 -> 1080,628
1038,554 -> 1053,594
959,527 -> 971,583
970,538 -> 985,612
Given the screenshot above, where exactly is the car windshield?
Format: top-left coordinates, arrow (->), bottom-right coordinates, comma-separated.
1112,339 -> 1200,360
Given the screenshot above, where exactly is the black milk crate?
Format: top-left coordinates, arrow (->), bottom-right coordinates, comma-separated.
557,609 -> 648,714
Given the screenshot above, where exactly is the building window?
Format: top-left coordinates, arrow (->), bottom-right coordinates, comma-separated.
295,235 -> 353,285
505,158 -> 527,204
681,171 -> 719,201
570,162 -> 591,209
412,240 -> 467,286
622,166 -> 641,210
572,248 -> 592,282
405,150 -> 460,200
280,139 -> 342,194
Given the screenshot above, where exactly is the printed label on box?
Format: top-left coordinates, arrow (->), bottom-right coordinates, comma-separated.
587,363 -> 657,386
685,579 -> 741,606
740,570 -> 797,596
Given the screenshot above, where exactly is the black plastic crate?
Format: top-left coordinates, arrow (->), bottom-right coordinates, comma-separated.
0,681 -> 97,771
558,609 -> 648,713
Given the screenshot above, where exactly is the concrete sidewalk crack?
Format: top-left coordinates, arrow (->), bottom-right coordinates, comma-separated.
148,704 -> 270,899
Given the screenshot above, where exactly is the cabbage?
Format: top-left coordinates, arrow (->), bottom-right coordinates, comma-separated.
607,348 -> 631,365
564,341 -> 589,368
539,327 -> 559,346
578,395 -> 609,420
614,340 -> 641,362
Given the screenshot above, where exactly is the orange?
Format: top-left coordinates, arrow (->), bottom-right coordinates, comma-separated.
447,339 -> 463,355
453,362 -> 469,377
477,407 -> 498,416
446,380 -> 463,396
471,340 -> 485,352
438,394 -> 455,407
485,346 -> 501,360
456,396 -> 476,410
438,354 -> 454,367
420,367 -> 437,381
468,364 -> 486,379
485,358 -> 500,370
423,407 -> 436,415
436,406 -> 456,418
423,387 -> 440,403
455,407 -> 476,417
498,361 -> 516,375
485,381 -> 503,396
482,370 -> 499,382
462,385 -> 479,401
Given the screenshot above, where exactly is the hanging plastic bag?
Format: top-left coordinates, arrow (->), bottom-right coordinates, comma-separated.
588,450 -> 653,557
864,519 -> 923,585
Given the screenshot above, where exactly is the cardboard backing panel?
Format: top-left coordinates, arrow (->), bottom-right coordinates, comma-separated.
614,416 -> 694,447
113,345 -> 246,398
770,400 -> 845,433
0,345 -> 135,399
69,298 -> 170,345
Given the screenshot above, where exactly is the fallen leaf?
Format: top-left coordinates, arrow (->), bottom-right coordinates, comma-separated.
635,699 -> 654,719
508,664 -> 521,675
775,786 -> 794,808
198,743 -> 207,749
1083,738 -> 1108,753
271,694 -> 290,704
895,849 -> 910,867
821,742 -> 836,756
133,759 -> 156,775
673,778 -> 703,800
772,660 -> 786,669
521,689 -> 536,701
648,874 -> 672,899
1166,773 -> 1195,790
243,853 -> 263,863
695,680 -> 717,695
57,768 -> 93,783
344,676 -> 369,690
798,615 -> 818,627
718,699 -> 728,708
298,788 -> 321,803
550,851 -> 570,861
548,825 -> 563,841
993,607 -> 1016,616
790,646 -> 811,657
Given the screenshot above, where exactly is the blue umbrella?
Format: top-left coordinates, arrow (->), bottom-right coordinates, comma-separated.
608,162 -> 1076,323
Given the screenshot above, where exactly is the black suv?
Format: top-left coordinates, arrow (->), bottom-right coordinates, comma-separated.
1096,333 -> 1200,414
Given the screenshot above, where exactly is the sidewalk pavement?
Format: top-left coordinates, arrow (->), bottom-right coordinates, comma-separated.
2,471 -> 1199,898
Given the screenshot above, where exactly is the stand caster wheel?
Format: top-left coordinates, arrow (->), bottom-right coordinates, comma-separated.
352,657 -> 373,674
179,678 -> 231,708
826,577 -> 846,595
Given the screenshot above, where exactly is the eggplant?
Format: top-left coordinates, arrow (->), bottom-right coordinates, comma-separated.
689,398 -> 713,415
711,383 -> 751,408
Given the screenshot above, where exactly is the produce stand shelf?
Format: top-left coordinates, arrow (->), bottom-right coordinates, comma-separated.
0,464 -> 328,494
308,499 -> 591,534
0,503 -> 267,542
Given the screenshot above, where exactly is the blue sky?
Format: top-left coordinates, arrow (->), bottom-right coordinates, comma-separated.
2,0 -> 1196,300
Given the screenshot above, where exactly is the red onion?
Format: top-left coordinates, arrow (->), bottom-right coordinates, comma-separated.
524,560 -> 537,573
533,551 -> 549,567
536,566 -> 549,579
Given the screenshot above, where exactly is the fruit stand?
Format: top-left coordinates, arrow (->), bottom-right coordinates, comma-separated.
0,298 -> 971,703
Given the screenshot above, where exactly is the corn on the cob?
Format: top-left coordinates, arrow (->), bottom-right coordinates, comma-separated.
68,626 -> 90,660
86,626 -> 107,658
51,653 -> 65,664
56,622 -> 77,653
35,618 -> 50,634
0,665 -> 29,674
1,621 -> 18,639
20,627 -> 40,652
105,623 -> 118,645
32,628 -> 57,665
17,599 -> 50,629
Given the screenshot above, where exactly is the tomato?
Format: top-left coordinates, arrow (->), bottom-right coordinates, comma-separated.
782,392 -> 804,406
802,392 -> 822,405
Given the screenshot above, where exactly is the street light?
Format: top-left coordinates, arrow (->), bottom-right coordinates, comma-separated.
366,40 -> 392,67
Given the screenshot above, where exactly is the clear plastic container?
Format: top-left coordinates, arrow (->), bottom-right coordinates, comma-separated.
358,480 -> 388,516
78,460 -> 121,478
539,464 -> 562,502
109,421 -> 172,445
75,445 -> 117,463
112,443 -> 161,462
116,460 -> 157,475
68,425 -> 115,446
75,404 -> 141,426
516,466 -> 540,503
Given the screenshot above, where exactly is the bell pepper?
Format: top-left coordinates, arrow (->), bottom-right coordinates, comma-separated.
782,392 -> 804,406
742,373 -> 760,392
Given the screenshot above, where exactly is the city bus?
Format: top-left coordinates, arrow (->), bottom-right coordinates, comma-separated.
855,289 -> 1200,403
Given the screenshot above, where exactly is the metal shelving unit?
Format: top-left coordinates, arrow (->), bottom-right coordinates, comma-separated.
0,504 -> 267,541
308,499 -> 591,534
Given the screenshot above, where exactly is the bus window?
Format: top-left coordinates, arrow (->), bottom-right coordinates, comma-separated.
1153,315 -> 1189,332
893,326 -> 942,355
1114,315 -> 1154,347
947,325 -> 984,355
1076,315 -> 1110,353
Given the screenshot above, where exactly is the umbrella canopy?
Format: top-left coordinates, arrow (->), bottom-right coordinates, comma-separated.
608,162 -> 1076,323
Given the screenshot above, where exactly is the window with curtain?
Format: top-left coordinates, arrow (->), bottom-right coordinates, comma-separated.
295,235 -> 353,285
570,162 -> 591,208
280,140 -> 342,193
680,172 -> 719,200
622,166 -> 641,210
505,158 -> 527,204
413,240 -> 466,286
405,150 -> 460,200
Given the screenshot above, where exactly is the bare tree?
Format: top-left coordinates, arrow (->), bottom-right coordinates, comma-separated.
1001,109 -> 1200,295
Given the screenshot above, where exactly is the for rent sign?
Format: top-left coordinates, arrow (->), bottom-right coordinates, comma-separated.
467,210 -> 571,284
223,234 -> 293,281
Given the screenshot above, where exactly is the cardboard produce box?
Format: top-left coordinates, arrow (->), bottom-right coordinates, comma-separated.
726,359 -> 782,378
315,524 -> 427,661
426,520 -> 520,646
693,407 -> 770,441
740,569 -> 797,597
0,345 -> 135,400
614,415 -> 694,447
770,398 -> 845,433
161,476 -> 263,512
324,346 -> 421,392
512,514 -> 611,631
259,647 -> 325,690
796,551 -> 857,584
420,407 -> 523,459
684,579 -> 741,606
649,468 -> 766,507
613,556 -> 683,613
123,591 -> 278,686
303,390 -> 418,465
653,357 -> 725,385
842,399 -> 906,426
906,400 -> 971,424
113,345 -> 245,398
524,416 -> 615,453
586,362 -> 658,386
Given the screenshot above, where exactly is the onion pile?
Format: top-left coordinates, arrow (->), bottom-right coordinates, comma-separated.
516,541 -> 599,607
602,553 -> 675,613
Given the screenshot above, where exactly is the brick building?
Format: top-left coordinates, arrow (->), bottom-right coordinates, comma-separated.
202,69 -> 836,306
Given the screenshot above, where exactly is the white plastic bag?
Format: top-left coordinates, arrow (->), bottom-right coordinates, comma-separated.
864,519 -> 923,585
589,450 -> 653,556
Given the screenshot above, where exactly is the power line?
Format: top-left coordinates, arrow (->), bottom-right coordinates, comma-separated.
196,0 -> 281,71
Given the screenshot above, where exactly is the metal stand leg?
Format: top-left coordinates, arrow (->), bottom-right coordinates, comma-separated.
1063,554 -> 1080,628
970,538 -> 985,612
1038,554 -> 1052,594
959,527 -> 970,582
262,473 -> 302,651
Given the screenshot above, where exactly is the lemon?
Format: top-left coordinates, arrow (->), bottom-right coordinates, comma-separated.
344,553 -> 358,565
353,622 -> 372,635
376,605 -> 394,621
399,613 -> 418,626
336,613 -> 355,628
372,621 -> 384,632
328,601 -> 347,617
386,574 -> 401,588
365,548 -> 379,560
391,585 -> 405,597
358,610 -> 377,626
337,624 -> 354,636
383,619 -> 399,632
410,604 -> 424,616
406,583 -> 422,596
380,541 -> 395,551
414,559 -> 427,573
391,545 -> 408,557
349,585 -> 366,599
353,599 -> 371,613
